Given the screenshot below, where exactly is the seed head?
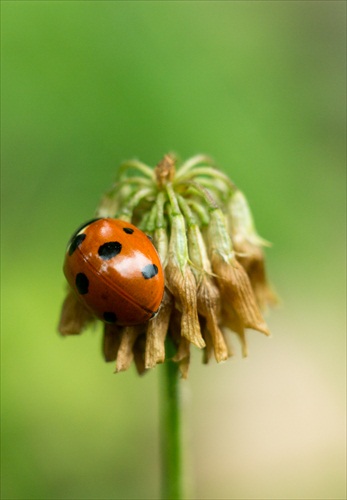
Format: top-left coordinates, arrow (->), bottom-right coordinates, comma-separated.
58,154 -> 276,377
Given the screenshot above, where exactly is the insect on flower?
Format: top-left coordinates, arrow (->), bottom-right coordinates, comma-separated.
58,154 -> 276,377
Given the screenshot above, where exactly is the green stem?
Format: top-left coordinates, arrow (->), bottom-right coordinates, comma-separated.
160,355 -> 183,499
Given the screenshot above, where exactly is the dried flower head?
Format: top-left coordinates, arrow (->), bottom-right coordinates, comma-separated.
58,154 -> 276,377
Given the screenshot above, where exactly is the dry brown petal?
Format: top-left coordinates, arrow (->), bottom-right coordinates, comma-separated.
165,260 -> 205,349
172,337 -> 191,379
233,238 -> 263,271
168,307 -> 182,344
221,303 -> 245,336
172,336 -> 191,363
221,308 -> 248,357
164,309 -> 190,378
154,154 -> 176,187
178,356 -> 190,379
197,278 -> 228,362
133,334 -> 147,375
103,323 -> 122,362
58,290 -> 94,335
220,328 -> 235,358
115,326 -> 142,373
200,319 -> 214,364
234,241 -> 277,311
145,289 -> 173,369
212,255 -> 270,336
238,330 -> 249,358
232,328 -> 248,358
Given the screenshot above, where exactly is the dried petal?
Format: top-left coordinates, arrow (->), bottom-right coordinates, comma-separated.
166,260 -> 205,348
145,290 -> 173,368
200,319 -> 215,364
103,323 -> 122,361
178,356 -> 190,379
213,255 -> 270,335
58,290 -> 94,335
206,208 -> 270,336
154,154 -> 176,187
197,278 -> 228,362
133,334 -> 147,375
115,326 -> 142,373
172,337 -> 191,379
221,302 -> 249,356
221,304 -> 244,336
220,328 -> 235,358
166,210 -> 205,349
236,242 -> 277,310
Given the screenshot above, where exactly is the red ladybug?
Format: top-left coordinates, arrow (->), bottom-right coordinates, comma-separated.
63,218 -> 164,326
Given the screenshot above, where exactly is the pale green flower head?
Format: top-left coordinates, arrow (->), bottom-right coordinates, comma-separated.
59,154 -> 275,377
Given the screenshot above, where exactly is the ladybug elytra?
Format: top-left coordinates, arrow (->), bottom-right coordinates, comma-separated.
63,218 -> 165,326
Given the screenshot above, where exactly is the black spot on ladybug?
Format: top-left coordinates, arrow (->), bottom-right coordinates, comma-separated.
123,227 -> 134,234
141,263 -> 158,279
76,273 -> 89,294
68,233 -> 86,255
103,312 -> 118,323
98,241 -> 122,260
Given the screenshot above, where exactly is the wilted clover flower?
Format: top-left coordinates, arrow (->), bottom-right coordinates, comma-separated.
58,154 -> 276,377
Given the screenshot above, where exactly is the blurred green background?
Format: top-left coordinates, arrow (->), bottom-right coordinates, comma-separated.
1,1 -> 345,499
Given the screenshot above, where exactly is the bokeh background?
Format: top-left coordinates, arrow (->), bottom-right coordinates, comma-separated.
1,1 -> 345,499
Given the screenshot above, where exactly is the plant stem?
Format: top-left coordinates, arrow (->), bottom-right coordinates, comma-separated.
160,354 -> 183,499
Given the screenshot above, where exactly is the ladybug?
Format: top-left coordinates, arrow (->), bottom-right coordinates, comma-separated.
63,218 -> 165,326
